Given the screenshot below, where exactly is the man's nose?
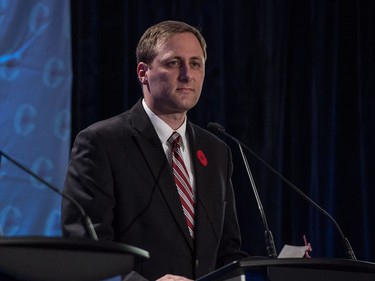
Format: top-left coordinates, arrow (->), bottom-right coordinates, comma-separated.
178,64 -> 193,81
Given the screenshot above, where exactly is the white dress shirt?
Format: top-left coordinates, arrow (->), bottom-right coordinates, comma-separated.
142,99 -> 195,191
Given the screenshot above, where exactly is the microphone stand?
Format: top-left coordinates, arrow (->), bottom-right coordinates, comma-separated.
209,124 -> 278,258
236,140 -> 278,258
0,150 -> 98,240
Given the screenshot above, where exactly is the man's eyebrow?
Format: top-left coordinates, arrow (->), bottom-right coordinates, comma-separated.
162,56 -> 203,61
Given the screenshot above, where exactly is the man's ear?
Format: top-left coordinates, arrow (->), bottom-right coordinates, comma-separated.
137,62 -> 149,85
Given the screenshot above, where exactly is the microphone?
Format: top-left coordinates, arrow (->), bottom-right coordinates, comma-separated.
207,122 -> 278,258
0,150 -> 98,240
207,122 -> 357,261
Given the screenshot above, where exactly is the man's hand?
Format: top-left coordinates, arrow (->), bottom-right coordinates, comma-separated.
156,274 -> 193,281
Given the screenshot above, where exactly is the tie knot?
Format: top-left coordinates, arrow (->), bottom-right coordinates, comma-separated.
168,132 -> 181,146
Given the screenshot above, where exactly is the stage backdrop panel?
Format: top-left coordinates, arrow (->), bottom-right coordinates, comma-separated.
0,0 -> 71,236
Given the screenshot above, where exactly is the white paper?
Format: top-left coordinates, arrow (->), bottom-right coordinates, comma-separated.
277,244 -> 308,258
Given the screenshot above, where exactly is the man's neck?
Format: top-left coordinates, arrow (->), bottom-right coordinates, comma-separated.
143,98 -> 187,130
157,113 -> 186,130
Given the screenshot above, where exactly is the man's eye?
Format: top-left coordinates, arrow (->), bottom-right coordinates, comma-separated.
191,62 -> 201,69
167,60 -> 180,67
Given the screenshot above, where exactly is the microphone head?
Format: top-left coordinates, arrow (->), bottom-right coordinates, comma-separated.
207,122 -> 225,134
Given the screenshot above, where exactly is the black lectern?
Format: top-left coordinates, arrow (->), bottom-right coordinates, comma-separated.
197,258 -> 375,281
0,237 -> 149,281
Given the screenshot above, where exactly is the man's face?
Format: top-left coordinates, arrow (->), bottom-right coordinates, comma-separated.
140,32 -> 205,115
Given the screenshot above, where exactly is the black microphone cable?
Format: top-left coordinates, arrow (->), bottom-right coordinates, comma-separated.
0,150 -> 98,241
208,122 -> 278,258
207,122 -> 357,261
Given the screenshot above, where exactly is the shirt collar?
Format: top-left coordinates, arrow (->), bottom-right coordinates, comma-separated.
142,99 -> 188,149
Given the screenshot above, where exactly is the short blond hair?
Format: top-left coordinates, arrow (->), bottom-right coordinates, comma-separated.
136,20 -> 207,64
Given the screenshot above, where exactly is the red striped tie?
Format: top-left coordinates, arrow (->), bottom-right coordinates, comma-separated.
168,132 -> 195,238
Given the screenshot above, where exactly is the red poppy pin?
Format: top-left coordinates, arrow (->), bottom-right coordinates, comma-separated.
196,150 -> 208,166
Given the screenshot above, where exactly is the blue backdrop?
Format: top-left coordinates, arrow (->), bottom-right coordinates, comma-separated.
0,0 -> 71,237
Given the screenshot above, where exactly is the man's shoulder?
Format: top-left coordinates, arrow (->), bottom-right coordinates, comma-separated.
83,111 -> 131,133
72,107 -> 145,146
80,100 -> 144,134
188,122 -> 228,148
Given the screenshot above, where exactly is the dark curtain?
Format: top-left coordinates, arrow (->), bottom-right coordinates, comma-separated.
71,0 -> 375,262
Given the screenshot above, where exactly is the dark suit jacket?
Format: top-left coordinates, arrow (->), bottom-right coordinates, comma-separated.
62,100 -> 248,280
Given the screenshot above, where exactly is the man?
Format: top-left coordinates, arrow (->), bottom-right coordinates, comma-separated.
62,20 -> 248,281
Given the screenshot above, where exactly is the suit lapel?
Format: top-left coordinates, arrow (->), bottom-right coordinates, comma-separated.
130,101 -> 194,250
